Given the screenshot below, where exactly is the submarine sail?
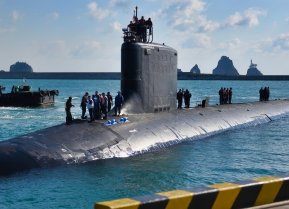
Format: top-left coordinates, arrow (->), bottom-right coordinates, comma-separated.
121,7 -> 177,113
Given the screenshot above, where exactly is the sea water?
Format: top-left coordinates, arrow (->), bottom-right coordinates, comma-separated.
1,79 -> 289,209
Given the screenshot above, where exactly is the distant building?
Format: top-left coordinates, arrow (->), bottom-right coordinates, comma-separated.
190,64 -> 201,74
246,59 -> 263,76
10,62 -> 33,73
212,56 -> 239,76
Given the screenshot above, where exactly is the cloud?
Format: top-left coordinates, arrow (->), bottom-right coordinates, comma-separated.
182,33 -> 211,48
272,33 -> 289,50
162,1 -> 266,34
87,2 -> 110,20
225,8 -> 266,28
50,12 -> 59,20
0,24 -> 15,33
109,0 -> 130,8
70,41 -> 102,58
219,38 -> 241,50
111,21 -> 122,32
194,15 -> 220,32
255,33 -> 289,53
11,10 -> 21,22
38,40 -> 69,58
164,0 -> 213,32
37,40 -> 103,59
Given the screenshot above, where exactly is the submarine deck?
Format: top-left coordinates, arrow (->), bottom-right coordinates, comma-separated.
1,99 -> 289,175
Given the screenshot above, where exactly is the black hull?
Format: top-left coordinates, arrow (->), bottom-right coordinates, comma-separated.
1,100 -> 289,176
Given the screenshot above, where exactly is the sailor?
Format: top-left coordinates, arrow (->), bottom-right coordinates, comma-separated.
92,91 -> 100,120
146,17 -> 153,35
218,87 -> 223,105
65,97 -> 74,125
114,91 -> 124,116
223,88 -> 229,104
266,86 -> 270,101
176,89 -> 183,109
128,21 -> 135,32
87,95 -> 94,122
98,93 -> 103,116
107,92 -> 113,113
228,88 -> 233,104
139,16 -> 146,42
259,87 -> 263,101
184,89 -> 191,108
100,92 -> 108,120
80,92 -> 89,119
131,16 -> 139,41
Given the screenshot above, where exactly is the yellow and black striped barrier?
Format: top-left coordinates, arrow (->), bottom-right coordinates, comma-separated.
95,175 -> 289,209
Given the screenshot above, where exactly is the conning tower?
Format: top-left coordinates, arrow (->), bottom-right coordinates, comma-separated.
121,7 -> 178,113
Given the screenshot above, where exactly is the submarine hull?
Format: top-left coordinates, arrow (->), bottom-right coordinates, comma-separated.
1,100 -> 289,176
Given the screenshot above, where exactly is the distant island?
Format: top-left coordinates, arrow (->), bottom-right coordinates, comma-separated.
190,64 -> 201,74
212,56 -> 239,76
246,60 -> 263,76
9,61 -> 33,73
185,56 -> 264,77
1,58 -> 289,80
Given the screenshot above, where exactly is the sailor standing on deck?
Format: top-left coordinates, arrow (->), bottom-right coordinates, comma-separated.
184,89 -> 191,108
229,88 -> 233,104
80,92 -> 89,119
87,95 -> 94,122
259,87 -> 263,101
100,92 -> 108,120
65,97 -> 74,125
266,86 -> 270,101
177,89 -> 183,109
114,91 -> 124,116
219,87 -> 223,105
107,92 -> 113,113
146,18 -> 153,35
92,91 -> 100,120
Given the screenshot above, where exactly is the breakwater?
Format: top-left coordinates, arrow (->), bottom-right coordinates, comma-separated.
1,71 -> 289,80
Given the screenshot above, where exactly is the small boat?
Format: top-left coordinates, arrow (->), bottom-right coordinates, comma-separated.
0,84 -> 59,107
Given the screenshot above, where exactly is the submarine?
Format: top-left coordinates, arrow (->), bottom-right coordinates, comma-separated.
1,8 -> 289,176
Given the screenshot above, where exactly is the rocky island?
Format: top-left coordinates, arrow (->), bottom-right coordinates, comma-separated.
190,64 -> 201,74
212,56 -> 239,76
246,60 -> 263,76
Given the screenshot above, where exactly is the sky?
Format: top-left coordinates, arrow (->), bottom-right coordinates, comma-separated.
0,0 -> 289,75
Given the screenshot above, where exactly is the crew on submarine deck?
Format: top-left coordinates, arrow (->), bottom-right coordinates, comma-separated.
65,96 -> 74,125
80,92 -> 89,119
67,91 -> 124,124
66,86 -> 273,124
177,89 -> 192,109
114,91 -> 124,117
219,87 -> 233,105
259,87 -> 270,101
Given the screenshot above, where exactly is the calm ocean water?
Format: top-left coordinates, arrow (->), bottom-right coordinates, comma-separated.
1,79 -> 289,209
